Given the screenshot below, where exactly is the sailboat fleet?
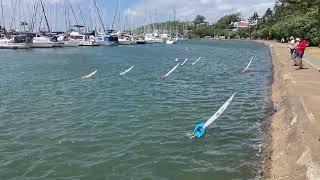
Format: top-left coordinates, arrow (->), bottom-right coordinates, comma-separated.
0,0 -> 186,49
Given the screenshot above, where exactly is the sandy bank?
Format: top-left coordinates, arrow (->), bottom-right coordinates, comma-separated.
259,41 -> 320,180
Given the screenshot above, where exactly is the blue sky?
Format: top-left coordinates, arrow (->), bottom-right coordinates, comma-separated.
0,0 -> 275,31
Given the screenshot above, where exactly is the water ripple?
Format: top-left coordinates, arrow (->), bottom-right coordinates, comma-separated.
0,40 -> 272,179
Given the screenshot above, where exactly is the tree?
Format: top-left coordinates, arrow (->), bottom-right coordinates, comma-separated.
238,28 -> 250,38
250,12 -> 259,21
215,13 -> 241,29
279,0 -> 320,46
261,8 -> 274,26
20,22 -> 28,32
193,15 -> 206,25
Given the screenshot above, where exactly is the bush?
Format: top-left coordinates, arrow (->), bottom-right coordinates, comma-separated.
256,27 -> 271,39
267,11 -> 317,42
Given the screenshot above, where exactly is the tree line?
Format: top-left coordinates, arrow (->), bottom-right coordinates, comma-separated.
137,0 -> 320,46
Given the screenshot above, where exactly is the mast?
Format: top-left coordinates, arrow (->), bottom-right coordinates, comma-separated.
55,3 -> 57,31
39,0 -> 51,32
90,0 -> 93,31
78,4 -> 87,32
0,0 -> 4,28
111,0 -> 119,30
9,0 -> 18,30
30,0 -> 38,32
93,0 -> 106,32
67,0 -> 80,31
64,0 -> 68,32
118,0 -> 121,31
173,0 -> 176,36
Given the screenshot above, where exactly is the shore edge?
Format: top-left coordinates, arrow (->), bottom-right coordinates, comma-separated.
256,40 -> 320,180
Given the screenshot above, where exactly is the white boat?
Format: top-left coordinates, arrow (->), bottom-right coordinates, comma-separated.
79,35 -> 96,46
118,36 -> 133,45
166,39 -> 176,45
160,33 -> 170,41
32,36 -> 53,48
145,33 -> 164,44
64,38 -> 80,47
80,37 -> 95,46
64,32 -> 95,47
0,35 -> 31,49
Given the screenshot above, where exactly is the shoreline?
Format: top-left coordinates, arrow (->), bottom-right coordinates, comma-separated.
257,40 -> 320,180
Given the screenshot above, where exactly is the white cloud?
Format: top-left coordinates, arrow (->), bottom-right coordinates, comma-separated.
124,8 -> 137,16
124,0 -> 275,26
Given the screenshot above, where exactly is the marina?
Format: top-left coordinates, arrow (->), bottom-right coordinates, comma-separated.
0,0 -> 184,49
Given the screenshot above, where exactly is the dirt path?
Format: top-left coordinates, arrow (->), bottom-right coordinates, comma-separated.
261,41 -> 320,180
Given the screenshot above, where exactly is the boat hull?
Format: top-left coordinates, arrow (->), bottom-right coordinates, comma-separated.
95,35 -> 119,46
52,42 -> 65,48
32,43 -> 53,48
118,40 -> 132,45
136,40 -> 146,44
145,39 -> 163,44
64,40 -> 80,47
79,41 -> 95,46
0,43 -> 31,49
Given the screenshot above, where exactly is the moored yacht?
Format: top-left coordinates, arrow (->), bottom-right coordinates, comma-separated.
118,36 -> 133,45
32,36 -> 53,48
95,32 -> 119,46
0,35 -> 32,49
145,33 -> 164,44
63,32 -> 95,47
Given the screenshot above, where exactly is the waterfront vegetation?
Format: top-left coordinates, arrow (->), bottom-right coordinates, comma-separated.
138,0 -> 320,46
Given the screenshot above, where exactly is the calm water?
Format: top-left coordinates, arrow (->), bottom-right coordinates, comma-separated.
0,40 -> 272,180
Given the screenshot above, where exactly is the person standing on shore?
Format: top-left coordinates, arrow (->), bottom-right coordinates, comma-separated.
288,36 -> 295,60
296,37 -> 308,70
293,38 -> 300,66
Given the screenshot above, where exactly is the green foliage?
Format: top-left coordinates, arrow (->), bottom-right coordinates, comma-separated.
250,12 -> 259,21
269,12 -> 316,39
259,8 -> 274,26
228,31 -> 238,39
214,29 -> 228,37
258,27 -> 271,39
193,15 -> 206,25
215,13 -> 241,29
237,28 -> 251,38
135,1 -> 320,46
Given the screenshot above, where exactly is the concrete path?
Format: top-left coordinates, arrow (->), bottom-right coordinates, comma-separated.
305,55 -> 320,71
262,41 -> 320,180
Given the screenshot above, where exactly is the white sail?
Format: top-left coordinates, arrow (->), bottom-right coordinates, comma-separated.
82,70 -> 97,79
203,93 -> 236,129
181,58 -> 188,66
120,66 -> 134,75
164,63 -> 180,77
192,57 -> 201,65
243,57 -> 253,72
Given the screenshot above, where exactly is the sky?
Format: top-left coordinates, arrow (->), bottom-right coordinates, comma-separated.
0,0 -> 275,31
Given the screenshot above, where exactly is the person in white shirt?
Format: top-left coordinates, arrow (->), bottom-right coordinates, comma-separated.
288,36 -> 296,60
